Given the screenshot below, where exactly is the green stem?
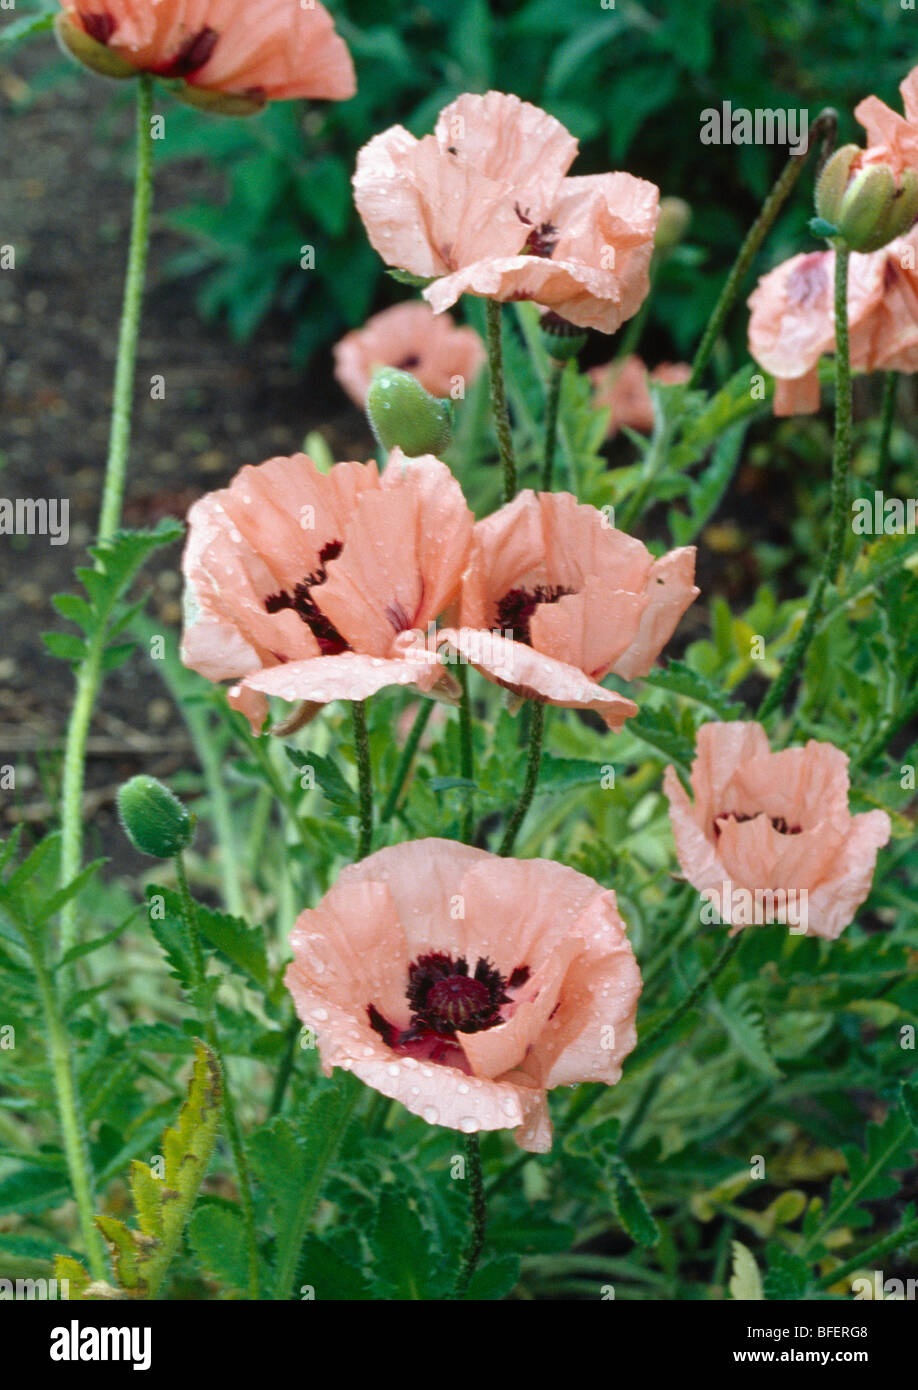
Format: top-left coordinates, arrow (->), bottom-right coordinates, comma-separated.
816,1217 -> 918,1290
458,665 -> 475,843
758,243 -> 852,719
27,936 -> 106,1280
351,700 -> 373,859
454,1133 -> 487,1299
381,699 -> 434,821
174,853 -> 260,1299
876,370 -> 899,493
268,1014 -> 302,1118
541,359 -> 564,491
688,108 -> 837,390
498,701 -> 545,856
272,1079 -> 360,1299
486,299 -> 517,501
58,76 -> 155,960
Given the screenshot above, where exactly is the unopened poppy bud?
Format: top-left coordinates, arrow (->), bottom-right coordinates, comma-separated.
366,367 -> 452,457
118,776 -> 194,859
816,145 -> 918,252
539,312 -> 588,361
54,14 -> 137,80
654,196 -> 692,252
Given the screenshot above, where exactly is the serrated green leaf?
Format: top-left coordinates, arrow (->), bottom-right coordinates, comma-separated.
729,1240 -> 764,1300
607,1155 -> 659,1248
188,1203 -> 250,1295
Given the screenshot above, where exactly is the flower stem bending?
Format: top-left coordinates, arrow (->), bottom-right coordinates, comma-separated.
351,700 -> 374,859
174,853 -> 260,1300
453,1133 -> 487,1298
382,699 -> 434,821
458,665 -> 476,843
486,299 -> 517,501
688,107 -> 837,390
58,75 -> 155,960
758,243 -> 852,719
541,358 -> 564,491
498,701 -> 545,856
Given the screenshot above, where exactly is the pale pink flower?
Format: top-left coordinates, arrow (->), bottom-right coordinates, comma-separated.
854,66 -> 918,179
747,227 -> 918,415
181,450 -> 472,730
663,722 -> 891,940
333,301 -> 485,408
285,839 -> 642,1151
58,0 -> 355,103
438,490 -> 698,729
590,355 -> 692,438
353,91 -> 659,333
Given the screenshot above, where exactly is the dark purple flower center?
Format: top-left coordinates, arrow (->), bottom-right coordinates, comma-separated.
158,27 -> 219,78
79,10 -> 116,44
264,539 -> 351,655
515,203 -> 559,258
713,810 -> 803,839
367,953 -> 531,1061
496,584 -> 573,645
395,353 -> 421,370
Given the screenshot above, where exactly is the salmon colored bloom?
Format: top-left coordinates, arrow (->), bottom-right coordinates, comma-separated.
333,301 -> 485,408
663,722 -> 891,940
854,66 -> 918,179
590,355 -> 692,438
353,91 -> 659,334
57,0 -> 355,105
747,227 -> 918,415
181,450 -> 472,730
438,490 -> 698,730
285,839 -> 642,1151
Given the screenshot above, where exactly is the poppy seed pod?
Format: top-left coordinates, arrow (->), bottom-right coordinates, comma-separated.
366,368 -> 452,457
539,312 -> 588,361
118,776 -> 194,860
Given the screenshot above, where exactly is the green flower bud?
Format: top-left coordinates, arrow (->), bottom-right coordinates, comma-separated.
54,13 -> 138,80
118,776 -> 194,859
539,312 -> 588,361
366,367 -> 452,457
654,196 -> 692,253
815,145 -> 918,252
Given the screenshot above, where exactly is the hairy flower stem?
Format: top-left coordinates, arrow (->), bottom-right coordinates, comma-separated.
381,699 -> 434,821
638,929 -> 744,1054
758,244 -> 852,720
876,370 -> 899,492
457,665 -> 476,843
26,933 -> 106,1279
498,701 -> 545,856
688,107 -> 837,390
351,700 -> 374,858
453,1133 -> 487,1298
486,299 -> 517,501
541,359 -> 564,491
174,853 -> 260,1300
58,76 -> 155,961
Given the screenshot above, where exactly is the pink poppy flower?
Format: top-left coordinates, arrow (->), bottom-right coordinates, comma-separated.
438,490 -> 698,729
285,839 -> 642,1151
57,0 -> 355,104
590,355 -> 692,438
747,227 -> 918,414
854,66 -> 918,179
181,449 -> 472,730
353,91 -> 659,334
663,722 -> 891,940
333,301 -> 485,408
